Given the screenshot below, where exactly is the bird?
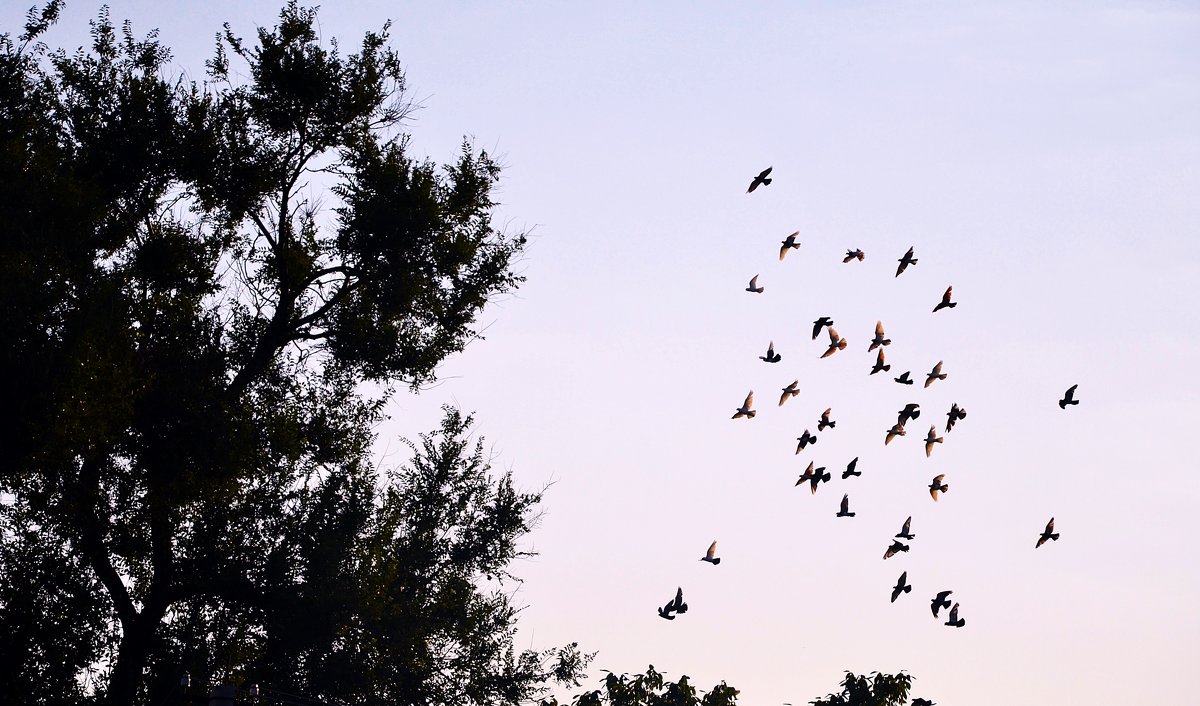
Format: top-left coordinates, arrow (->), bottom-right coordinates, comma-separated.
885,423 -> 906,445
945,602 -> 965,628
779,231 -> 801,261
778,380 -> 800,407
836,494 -> 855,517
924,425 -> 944,457
1059,384 -> 1080,409
928,474 -> 948,501
1036,518 -> 1060,548
946,403 -> 967,432
811,316 -> 833,340
658,587 -> 688,620
760,341 -> 782,363
870,348 -> 891,375
796,461 -> 830,494
868,320 -> 891,351
931,591 -> 952,618
932,286 -> 956,313
912,700 -> 936,706
897,403 -> 921,426
701,541 -> 721,565
821,327 -> 847,359
883,540 -> 910,560
795,429 -> 818,454
891,572 -> 912,603
745,274 -> 764,293
671,586 -> 688,614
896,246 -> 918,276
657,602 -> 675,620
732,391 -> 756,419
747,166 -> 773,193
894,371 -> 914,385
895,516 -> 915,540
925,361 -> 947,388
842,457 -> 861,479
817,408 -> 836,431
842,249 -> 865,263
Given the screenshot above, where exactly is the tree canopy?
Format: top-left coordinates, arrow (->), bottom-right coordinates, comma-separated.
0,2 -> 585,703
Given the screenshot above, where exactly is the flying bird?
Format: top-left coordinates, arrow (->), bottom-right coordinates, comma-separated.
896,246 -> 918,277
843,249 -> 865,263
924,425 -> 944,457
946,403 -> 967,432
760,341 -> 782,363
779,231 -> 801,260
671,586 -> 688,614
897,403 -> 921,426
912,700 -> 936,706
868,320 -> 891,351
817,408 -> 836,431
779,380 -> 800,407
658,587 -> 688,620
796,461 -> 831,494
945,602 -> 965,628
747,166 -> 773,193
821,327 -> 847,359
812,316 -> 833,340
732,391 -> 756,419
928,474 -> 948,501
701,541 -> 721,565
870,348 -> 891,375
891,572 -> 912,603
745,275 -> 764,294
894,371 -> 914,385
795,429 -> 818,454
1036,518 -> 1060,548
930,590 -> 953,618
925,361 -> 947,388
842,457 -> 861,479
836,494 -> 855,517
932,286 -> 956,312
1059,384 -> 1080,409
885,423 -> 907,446
895,516 -> 915,540
883,540 -> 910,560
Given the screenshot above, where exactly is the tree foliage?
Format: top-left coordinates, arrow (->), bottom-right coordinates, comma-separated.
541,666 -> 741,706
0,2 -> 584,703
807,671 -> 916,706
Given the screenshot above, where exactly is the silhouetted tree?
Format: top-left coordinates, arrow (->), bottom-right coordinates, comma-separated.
0,2 -> 586,703
540,666 -> 741,706
807,671 -> 916,706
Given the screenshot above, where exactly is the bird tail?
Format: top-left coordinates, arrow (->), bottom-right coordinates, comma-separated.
838,339 -> 847,350
947,302 -> 957,308
883,338 -> 891,345
912,410 -> 921,419
746,410 -> 756,418
762,178 -> 772,186
1050,533 -> 1060,541
712,558 -> 721,565
903,585 -> 912,593
882,364 -> 891,371
848,512 -> 856,517
829,421 -> 836,428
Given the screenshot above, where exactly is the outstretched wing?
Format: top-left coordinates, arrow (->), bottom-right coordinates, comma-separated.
876,320 -> 885,337
706,541 -> 717,560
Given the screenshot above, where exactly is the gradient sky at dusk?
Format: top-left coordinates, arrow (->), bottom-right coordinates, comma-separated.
6,2 -> 1198,703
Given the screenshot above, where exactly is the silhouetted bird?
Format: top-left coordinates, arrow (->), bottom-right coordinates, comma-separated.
931,590 -> 952,618
946,403 -> 967,432
925,360 -> 947,388
932,285 -> 956,312
894,371 -> 914,385
896,516 -> 915,540
779,231 -> 801,261
891,571 -> 912,603
821,327 -> 847,359
883,540 -> 910,560
701,541 -> 721,565
795,429 -> 818,454
760,340 -> 782,363
672,586 -> 688,614
843,249 -> 865,263
1036,518 -> 1060,548
779,380 -> 800,407
1059,384 -> 1080,409
896,246 -> 918,277
870,348 -> 891,375
746,274 -> 764,293
945,602 -> 965,628
747,166 -> 773,193
658,587 -> 689,620
842,457 -> 861,479
818,408 -> 836,431
868,320 -> 891,351
837,494 -> 855,517
912,699 -> 936,706
898,403 -> 921,426
929,474 -> 948,501
812,316 -> 833,340
796,461 -> 830,494
924,425 -> 944,458
732,391 -> 756,419
885,423 -> 906,445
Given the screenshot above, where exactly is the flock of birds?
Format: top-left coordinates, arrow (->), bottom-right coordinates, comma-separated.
656,166 -> 1079,643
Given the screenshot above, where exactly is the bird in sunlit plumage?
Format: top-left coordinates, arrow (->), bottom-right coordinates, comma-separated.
821,326 -> 847,358
779,231 -> 800,260
732,391 -> 755,419
779,380 -> 800,407
925,361 -> 947,388
932,285 -> 956,312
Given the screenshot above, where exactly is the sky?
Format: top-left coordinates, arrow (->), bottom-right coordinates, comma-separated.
5,1 -> 1199,704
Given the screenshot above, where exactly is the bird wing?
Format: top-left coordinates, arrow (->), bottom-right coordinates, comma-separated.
758,167 -> 773,179
876,320 -> 885,337
905,246 -> 914,259
743,391 -> 754,409
1066,384 -> 1078,399
929,486 -> 940,501
674,587 -> 684,608
949,603 -> 959,621
779,243 -> 788,261
822,407 -> 832,420
840,494 -> 849,513
932,361 -> 943,375
901,517 -> 911,535
899,571 -> 908,585
1045,518 -> 1055,534
933,474 -> 945,484
706,541 -> 717,560
748,274 -> 759,289
827,326 -> 840,343
766,341 -> 775,357
876,349 -> 885,366
942,286 -> 953,303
